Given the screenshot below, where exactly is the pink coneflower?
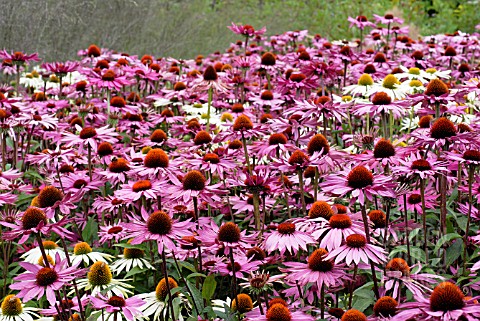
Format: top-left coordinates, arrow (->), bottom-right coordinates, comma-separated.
61,125 -> 118,153
0,50 -> 39,65
373,13 -> 404,25
326,233 -> 387,265
245,301 -> 314,321
88,69 -> 131,91
228,23 -> 266,37
281,248 -> 347,290
312,213 -> 365,250
215,256 -> 259,278
391,282 -> 480,321
263,221 -> 315,255
98,223 -> 127,244
89,294 -> 145,321
393,152 -> 448,180
10,253 -> 84,306
398,188 -> 437,213
321,165 -> 396,205
348,16 -> 377,30
168,170 -> 226,204
124,208 -> 193,253
114,179 -> 165,202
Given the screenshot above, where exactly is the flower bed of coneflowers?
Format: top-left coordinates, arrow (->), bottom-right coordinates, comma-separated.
1,15 -> 480,321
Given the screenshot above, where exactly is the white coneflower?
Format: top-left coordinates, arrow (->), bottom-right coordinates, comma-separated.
110,243 -> 153,275
75,261 -> 133,297
70,241 -> 114,266
0,295 -> 39,321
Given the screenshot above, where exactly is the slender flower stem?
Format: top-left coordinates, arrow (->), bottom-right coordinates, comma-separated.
87,144 -> 93,180
320,283 -> 325,318
402,194 -> 412,266
161,248 -> 176,321
206,86 -> 213,133
297,169 -> 307,216
252,191 -> 261,231
463,165 -> 475,274
360,204 -> 380,300
241,132 -> 251,174
229,251 -> 239,319
419,178 -> 428,263
348,263 -> 358,309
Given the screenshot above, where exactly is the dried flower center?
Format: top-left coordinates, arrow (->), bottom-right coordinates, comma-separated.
309,201 -> 334,220
308,248 -> 334,272
107,296 -> 126,307
218,222 -> 241,243
74,242 -> 92,255
231,294 -> 253,313
444,46 -> 457,56
277,222 -> 296,235
155,277 -> 178,301
266,303 -> 292,321
109,158 -> 130,173
368,210 -> 386,228
430,117 -> 457,139
410,159 -> 432,171
347,166 -> 373,189
386,258 -> 410,276
341,309 -> 367,321
183,170 -> 206,191
36,267 -> 58,286
22,207 -> 47,230
307,134 -> 329,155
37,186 -> 64,208
371,92 -> 392,105
144,149 -> 169,168
147,211 -> 172,235
1,295 -> 23,316
373,296 -> 397,317
345,234 -> 367,248
79,127 -> 97,139
88,262 -> 112,286
430,282 -> 465,312
373,139 -> 395,159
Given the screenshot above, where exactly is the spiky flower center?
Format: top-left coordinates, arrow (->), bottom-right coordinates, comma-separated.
357,74 -> 374,86
410,159 -> 431,171
425,79 -> 449,97
307,134 -> 329,155
74,242 -> 92,255
463,150 -> 480,162
97,142 -> 113,157
183,170 -> 206,191
109,158 -> 130,173
203,65 -> 218,81
288,150 -> 309,165
1,295 -> 23,316
347,166 -> 373,189
155,277 -> 178,301
22,207 -> 47,230
246,247 -> 266,260
382,75 -> 399,89
269,133 -> 288,145
341,309 -> 367,321
418,115 -> 433,128
218,222 -> 241,243
266,303 -> 292,321
231,293 -> 253,313
430,282 -> 465,312
233,115 -> 254,131
132,180 -> 152,192
36,267 -> 58,286
430,117 -> 457,139
146,211 -> 172,235
346,234 -> 367,248
277,222 -> 296,235
43,241 -> 58,250
79,127 -> 97,139
107,296 -> 126,307
373,139 -> 395,159
88,262 -> 112,286
37,186 -> 64,208
144,149 -> 169,168
386,258 -> 410,276
371,92 -> 392,105
368,210 -> 386,228
193,130 -> 212,145
308,248 -> 334,272
329,214 -> 352,229
150,129 -> 167,143
373,296 -> 397,317
309,201 -> 334,220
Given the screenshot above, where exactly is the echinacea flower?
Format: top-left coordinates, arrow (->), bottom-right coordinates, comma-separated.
326,233 -> 387,265
0,295 -> 39,321
245,301 -> 314,321
110,243 -> 153,275
10,254 -> 84,306
70,241 -> 114,266
228,23 -> 266,37
75,261 -> 133,297
263,221 -> 315,255
139,277 -> 182,321
89,294 -> 145,321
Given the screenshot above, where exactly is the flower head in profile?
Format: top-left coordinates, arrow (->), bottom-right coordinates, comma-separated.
326,233 -> 387,265
228,23 -> 266,37
263,221 -> 315,256
0,50 -> 39,65
89,293 -> 145,321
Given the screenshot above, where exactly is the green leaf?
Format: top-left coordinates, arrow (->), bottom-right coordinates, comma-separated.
113,243 -> 146,250
125,266 -> 146,278
82,217 -> 99,243
202,274 -> 217,301
187,272 -> 207,279
186,281 -> 204,312
446,240 -> 463,266
434,233 -> 462,252
389,245 -> 426,263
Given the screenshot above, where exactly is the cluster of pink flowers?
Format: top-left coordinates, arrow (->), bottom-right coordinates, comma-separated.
1,18 -> 480,321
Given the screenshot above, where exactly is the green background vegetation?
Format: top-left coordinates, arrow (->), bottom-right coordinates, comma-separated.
0,0 -> 478,61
